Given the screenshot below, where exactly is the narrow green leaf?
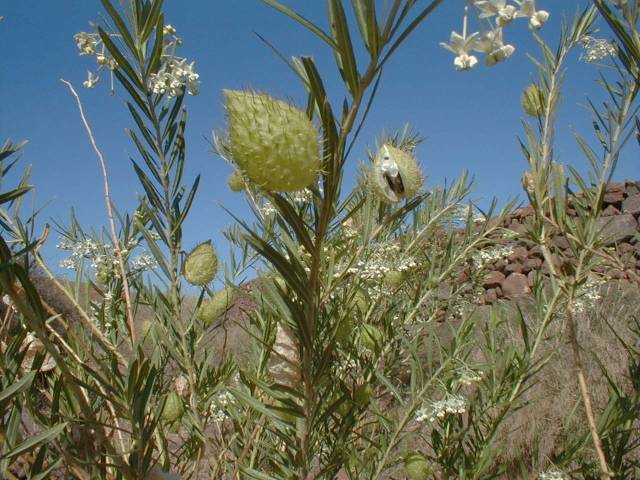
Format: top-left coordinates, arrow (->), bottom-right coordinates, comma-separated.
100,0 -> 138,58
328,0 -> 360,96
263,0 -> 337,49
98,27 -> 144,91
0,372 -> 35,403
0,422 -> 67,462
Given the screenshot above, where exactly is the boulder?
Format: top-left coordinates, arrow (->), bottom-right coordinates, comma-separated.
483,271 -> 505,289
597,214 -> 638,245
502,273 -> 531,297
622,193 -> 640,216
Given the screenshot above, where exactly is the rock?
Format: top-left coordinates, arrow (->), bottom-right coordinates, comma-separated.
625,179 -> 640,196
484,288 -> 499,304
602,205 -> 621,216
603,190 -> 625,207
508,246 -> 529,262
528,246 -> 544,259
494,259 -> 508,271
527,270 -> 537,287
523,257 -> 543,273
505,262 -> 524,274
597,214 -> 638,245
622,193 -> 640,216
483,271 -> 505,289
513,206 -> 534,219
554,235 -> 570,250
501,273 -> 531,297
606,182 -> 625,193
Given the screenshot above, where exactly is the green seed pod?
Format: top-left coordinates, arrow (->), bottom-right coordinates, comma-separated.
353,290 -> 369,314
353,384 -> 373,407
335,317 -> 355,345
521,84 -> 545,117
228,170 -> 247,192
384,270 -> 405,287
183,241 -> 217,286
370,144 -> 423,203
162,392 -> 184,423
224,89 -> 320,192
198,287 -> 234,325
357,324 -> 384,352
404,452 -> 431,480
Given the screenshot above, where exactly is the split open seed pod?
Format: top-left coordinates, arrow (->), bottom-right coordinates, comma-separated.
225,89 -> 321,192
370,144 -> 423,203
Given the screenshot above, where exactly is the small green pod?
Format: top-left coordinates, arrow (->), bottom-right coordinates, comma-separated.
198,287 -> 234,325
521,84 -> 545,117
404,452 -> 432,480
183,241 -> 217,286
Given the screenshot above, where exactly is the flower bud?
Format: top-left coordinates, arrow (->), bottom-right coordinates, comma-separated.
521,84 -> 545,117
357,324 -> 384,352
162,392 -> 184,422
228,170 -> 247,192
370,144 -> 423,203
404,452 -> 431,480
224,89 -> 320,192
183,241 -> 217,286
198,287 -> 234,325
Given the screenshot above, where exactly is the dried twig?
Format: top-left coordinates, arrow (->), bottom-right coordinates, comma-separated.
61,79 -> 136,343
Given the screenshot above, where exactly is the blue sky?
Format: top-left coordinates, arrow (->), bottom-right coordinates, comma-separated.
1,1 -> 638,276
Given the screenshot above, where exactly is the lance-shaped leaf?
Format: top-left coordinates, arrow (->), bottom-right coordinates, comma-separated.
328,0 -> 360,96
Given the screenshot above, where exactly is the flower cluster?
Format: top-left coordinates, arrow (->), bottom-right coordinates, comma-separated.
57,238 -> 156,278
471,245 -> 513,270
441,0 -> 549,71
289,188 -> 314,204
453,367 -> 484,386
209,390 -> 235,423
570,276 -> 605,314
74,31 -> 117,88
580,36 -> 617,63
415,394 -> 467,422
149,56 -> 200,97
539,469 -> 567,480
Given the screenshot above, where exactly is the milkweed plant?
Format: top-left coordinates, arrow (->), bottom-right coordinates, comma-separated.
1,1 -> 639,479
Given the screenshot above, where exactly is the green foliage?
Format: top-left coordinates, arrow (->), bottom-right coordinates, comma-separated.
1,1 -> 640,479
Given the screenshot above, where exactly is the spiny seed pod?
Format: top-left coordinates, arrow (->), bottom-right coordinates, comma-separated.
228,170 -> 247,192
521,84 -> 545,117
383,270 -> 405,287
370,144 -> 423,203
224,89 -> 320,192
162,392 -> 184,423
404,452 -> 431,480
183,241 -> 217,286
198,287 -> 234,325
357,324 -> 384,352
353,384 -> 373,407
268,324 -> 301,388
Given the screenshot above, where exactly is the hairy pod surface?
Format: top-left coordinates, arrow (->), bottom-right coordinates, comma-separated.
183,241 -> 217,286
224,89 -> 320,192
404,452 -> 431,480
198,287 -> 234,325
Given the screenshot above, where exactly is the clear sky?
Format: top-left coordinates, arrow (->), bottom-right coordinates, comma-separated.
1,1 -> 638,275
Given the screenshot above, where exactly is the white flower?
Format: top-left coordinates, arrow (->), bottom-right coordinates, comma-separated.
415,394 -> 467,423
440,31 -> 480,71
580,36 -> 617,63
476,28 -> 515,65
515,0 -> 549,30
74,32 -> 97,55
149,57 -> 200,97
163,24 -> 177,35
474,0 -> 517,26
539,469 -> 567,480
83,71 -> 99,89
